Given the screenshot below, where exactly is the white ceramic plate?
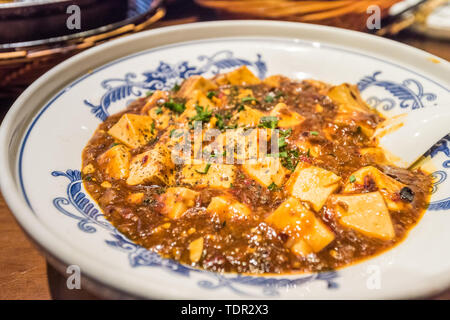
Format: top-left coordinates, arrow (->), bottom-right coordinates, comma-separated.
1,21 -> 449,299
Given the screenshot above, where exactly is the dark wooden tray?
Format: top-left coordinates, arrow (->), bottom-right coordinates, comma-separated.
0,0 -> 161,47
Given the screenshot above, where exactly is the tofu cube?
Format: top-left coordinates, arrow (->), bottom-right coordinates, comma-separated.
206,196 -> 251,221
286,163 -> 341,212
330,192 -> 395,240
343,166 -> 407,211
232,106 -> 264,127
328,84 -> 371,114
265,197 -> 335,256
141,90 -> 168,114
96,144 -> 131,180
108,114 -> 155,148
215,66 -> 261,86
263,75 -> 289,88
328,84 -> 375,136
126,143 -> 175,185
179,162 -> 236,188
242,156 -> 288,187
185,90 -> 216,111
270,103 -> 305,128
160,187 -> 199,219
148,106 -> 173,131
177,76 -> 217,99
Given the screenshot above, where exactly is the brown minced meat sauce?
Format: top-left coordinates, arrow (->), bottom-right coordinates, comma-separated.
82,71 -> 431,274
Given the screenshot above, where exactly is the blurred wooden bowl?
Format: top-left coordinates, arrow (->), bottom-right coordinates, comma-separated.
195,0 -> 402,31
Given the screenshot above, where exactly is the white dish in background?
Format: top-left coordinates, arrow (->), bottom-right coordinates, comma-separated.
0,21 -> 449,299
391,0 -> 450,40
411,1 -> 450,40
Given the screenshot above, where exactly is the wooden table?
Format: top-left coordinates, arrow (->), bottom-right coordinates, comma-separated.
0,3 -> 449,300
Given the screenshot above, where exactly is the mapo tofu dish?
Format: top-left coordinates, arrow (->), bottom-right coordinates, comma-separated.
82,66 -> 431,274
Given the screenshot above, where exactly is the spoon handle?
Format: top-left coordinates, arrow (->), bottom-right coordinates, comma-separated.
378,109 -> 450,168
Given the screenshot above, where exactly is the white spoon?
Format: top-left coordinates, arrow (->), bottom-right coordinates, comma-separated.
375,108 -> 450,168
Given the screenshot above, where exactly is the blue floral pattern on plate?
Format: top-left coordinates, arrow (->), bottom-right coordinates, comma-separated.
51,169 -> 339,296
83,50 -> 267,121
358,71 -> 437,111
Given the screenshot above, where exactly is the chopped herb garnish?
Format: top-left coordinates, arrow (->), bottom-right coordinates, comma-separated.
268,182 -> 278,191
215,113 -> 237,131
280,128 -> 292,137
170,129 -> 184,138
145,90 -> 154,97
172,83 -> 180,92
259,116 -> 278,129
241,97 -> 258,103
281,149 -> 300,171
151,121 -> 155,134
237,104 -> 245,112
196,163 -> 211,174
112,142 -> 120,147
349,175 -> 356,183
264,95 -> 274,103
215,114 -> 225,130
275,91 -> 285,98
206,91 -> 216,99
163,98 -> 186,114
268,151 -> 288,158
155,107 -> 163,115
190,105 -> 212,123
278,136 -> 287,149
310,131 -> 319,136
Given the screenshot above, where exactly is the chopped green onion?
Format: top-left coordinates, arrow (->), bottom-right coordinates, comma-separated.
310,131 -> 319,136
196,163 -> 211,174
349,175 -> 356,183
172,83 -> 180,92
278,136 -> 287,149
207,91 -> 216,99
163,99 -> 186,114
190,105 -> 212,123
268,182 -> 278,191
268,151 -> 288,158
275,91 -> 285,98
280,128 -> 292,137
259,116 -> 278,129
151,121 -> 155,134
264,95 -> 274,102
241,96 -> 257,103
